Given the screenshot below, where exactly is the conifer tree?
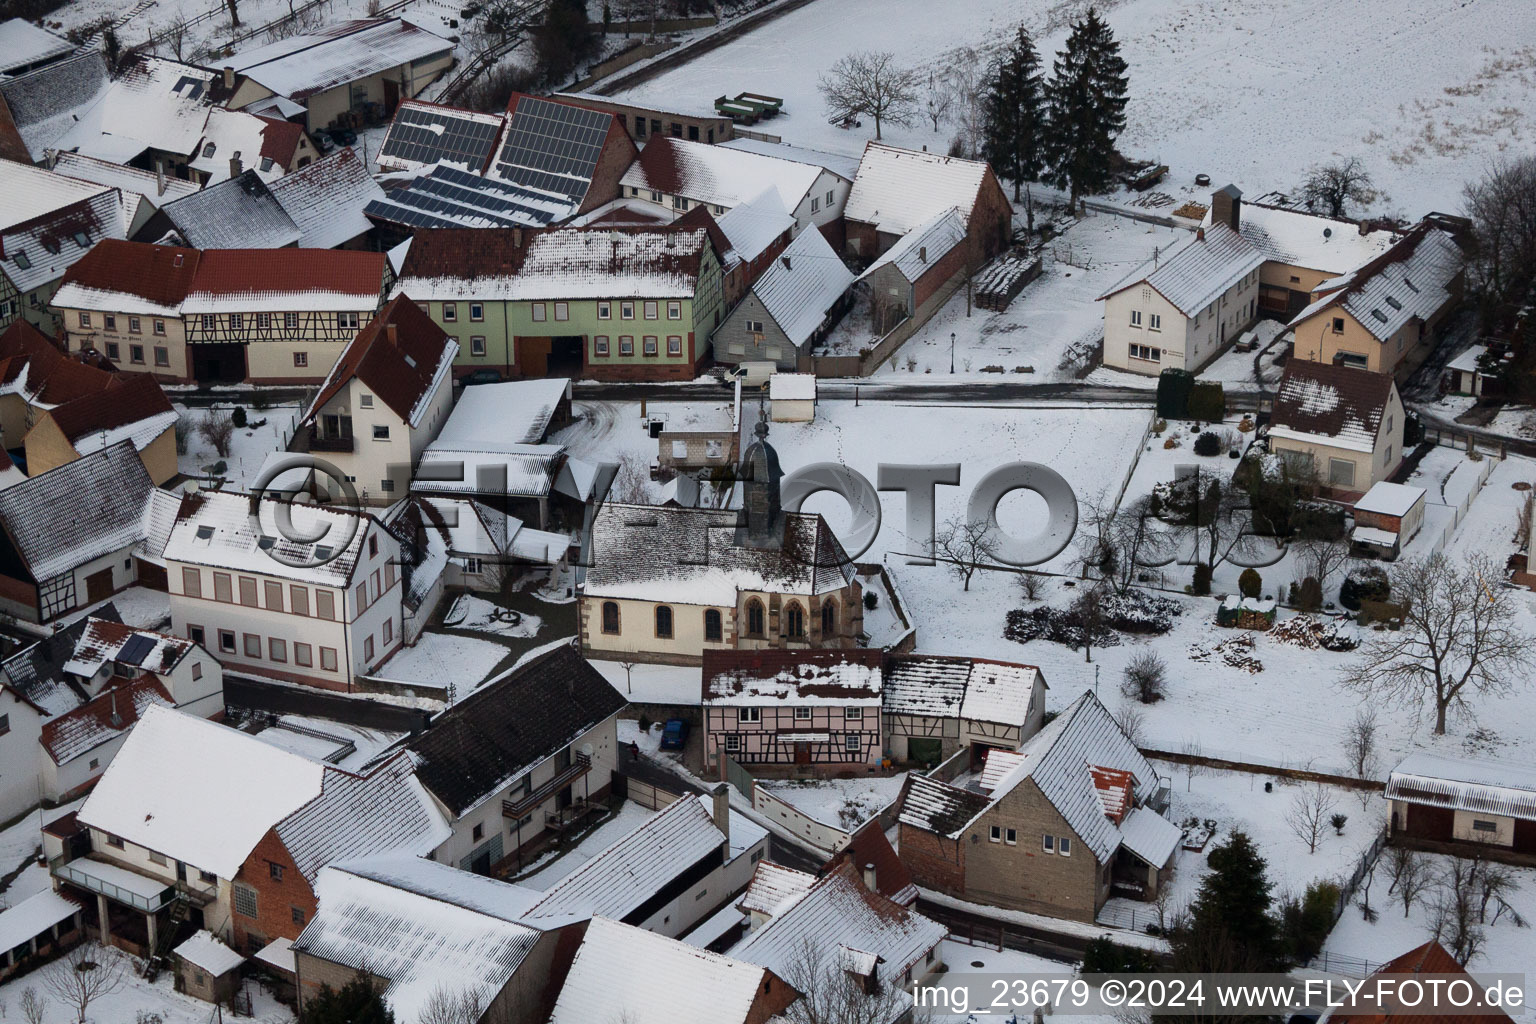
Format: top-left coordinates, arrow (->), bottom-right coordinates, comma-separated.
1043,7 -> 1130,207
304,976 -> 396,1024
1175,829 -> 1283,970
982,26 -> 1047,232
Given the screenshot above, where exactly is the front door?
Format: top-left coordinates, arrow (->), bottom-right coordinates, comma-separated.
383,78 -> 400,115
794,742 -> 811,765
84,568 -> 113,605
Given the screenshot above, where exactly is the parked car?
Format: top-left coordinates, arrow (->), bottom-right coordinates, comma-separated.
329,127 -> 358,146
720,360 -> 777,390
461,369 -> 502,386
312,132 -> 335,155
660,719 -> 690,750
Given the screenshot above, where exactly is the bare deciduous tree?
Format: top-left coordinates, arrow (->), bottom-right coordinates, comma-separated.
1017,571 -> 1046,602
923,69 -> 952,132
1110,703 -> 1146,748
818,51 -> 920,140
1122,650 -> 1167,704
419,984 -> 486,1024
1294,536 -> 1349,595
41,944 -> 126,1024
1342,708 -> 1379,806
19,988 -> 45,1024
1431,858 -> 1486,965
1074,491 -> 1171,594
944,51 -> 987,157
934,514 -> 995,591
1284,783 -> 1336,854
607,449 -> 651,504
1300,156 -> 1380,218
1388,847 -> 1431,919
1179,737 -> 1204,792
162,15 -> 188,60
1462,155 -> 1536,313
197,409 -> 235,458
1341,552 -> 1533,735
780,938 -> 924,1024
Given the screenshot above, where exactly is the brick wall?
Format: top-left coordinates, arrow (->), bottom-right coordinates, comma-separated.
580,121 -> 640,214
897,821 -> 967,896
230,829 -> 318,952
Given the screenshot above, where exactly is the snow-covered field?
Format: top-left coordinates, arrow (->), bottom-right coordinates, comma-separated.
615,0 -> 1536,217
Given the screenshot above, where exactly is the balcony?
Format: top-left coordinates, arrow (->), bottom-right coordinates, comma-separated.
503,752 -> 592,820
307,427 -> 354,453
51,856 -> 175,913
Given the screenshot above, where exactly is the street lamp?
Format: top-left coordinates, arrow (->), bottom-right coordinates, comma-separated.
950,332 -> 956,374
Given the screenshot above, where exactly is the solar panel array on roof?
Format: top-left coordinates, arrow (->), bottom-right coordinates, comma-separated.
492,96 -> 610,201
379,104 -> 502,171
117,634 -> 155,666
365,164 -> 571,230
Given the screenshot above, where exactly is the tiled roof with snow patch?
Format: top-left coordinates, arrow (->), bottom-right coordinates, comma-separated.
53,53 -> 221,164
0,159 -> 116,232
858,206 -> 966,284
623,135 -> 821,212
39,677 -> 172,764
1269,360 -> 1395,453
703,648 -> 883,706
843,142 -> 990,236
268,147 -> 384,248
187,107 -> 290,185
47,374 -> 176,455
302,295 -> 456,429
737,861 -> 815,916
1291,227 -> 1462,343
159,170 -> 300,249
549,917 -> 773,1024
162,489 -> 375,587
52,151 -> 201,209
882,655 -> 1041,727
1,188 -> 127,292
181,247 -> 387,312
0,18 -> 74,76
227,18 -> 453,101
0,440 -> 152,582
51,239 -> 200,316
1098,222 -> 1264,317
1387,751 -> 1536,822
63,618 -> 192,677
748,225 -> 855,348
897,773 -> 990,835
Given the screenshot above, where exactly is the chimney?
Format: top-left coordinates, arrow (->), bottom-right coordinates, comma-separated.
711,783 -> 731,848
1211,185 -> 1242,232
222,65 -> 234,90
229,154 -> 242,179
781,254 -> 791,271
513,227 -> 523,248
155,160 -> 166,197
386,323 -> 398,344
1195,227 -> 1205,242
862,862 -> 877,892
109,688 -> 121,727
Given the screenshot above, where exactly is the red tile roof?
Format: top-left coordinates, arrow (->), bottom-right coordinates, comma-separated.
56,239 -> 201,308
303,294 -> 454,427
1089,765 -> 1136,825
39,676 -> 173,765
189,247 -> 387,299
257,115 -> 304,166
823,817 -> 917,906
1331,941 -> 1516,1024
0,320 -> 119,405
46,373 -> 174,446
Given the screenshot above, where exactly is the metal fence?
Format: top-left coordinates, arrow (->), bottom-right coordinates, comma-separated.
1332,825 -> 1389,924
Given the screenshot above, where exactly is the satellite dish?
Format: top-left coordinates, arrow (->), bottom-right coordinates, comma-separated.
1323,227 -> 1333,239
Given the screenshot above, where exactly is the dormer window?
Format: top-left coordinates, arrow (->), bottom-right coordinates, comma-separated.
73,231 -> 90,248
195,525 -> 214,540
257,536 -> 276,551
1386,296 -> 1402,310
260,157 -> 275,172
202,142 -> 216,158
12,252 -> 29,269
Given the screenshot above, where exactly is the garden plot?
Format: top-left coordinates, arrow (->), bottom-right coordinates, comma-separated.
174,401 -> 298,490
372,630 -> 510,698
758,774 -> 908,831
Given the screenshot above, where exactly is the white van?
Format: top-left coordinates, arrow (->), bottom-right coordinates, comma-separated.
721,361 -> 778,390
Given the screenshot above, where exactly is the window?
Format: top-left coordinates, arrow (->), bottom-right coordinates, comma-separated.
239,577 -> 258,606
154,346 -> 169,367
264,580 -> 283,610
643,335 -> 658,356
621,301 -> 634,319
293,352 -> 309,368
284,312 -> 299,330
269,638 -> 287,662
218,629 -> 236,653
105,833 -> 124,849
372,425 -> 389,440
295,643 -> 313,667
1149,313 -> 1162,331
234,884 -> 258,918
105,342 -> 120,360
104,314 -> 116,331
182,567 -> 202,598
79,312 -> 91,328
667,335 -> 682,356
594,335 -> 609,356
442,302 -> 458,322
1383,445 -> 1393,467
129,344 -> 144,364
1339,351 -> 1369,369
671,195 -> 689,210
0,714 -> 8,736
602,601 -> 620,634
844,735 -> 861,752
1005,828 -> 1018,845
1472,819 -> 1498,833
725,734 -> 740,752
989,826 -> 1002,843
619,336 -> 634,355
530,302 -> 547,323
794,706 -> 812,720
554,302 -> 568,321
269,862 -> 284,881
821,601 -> 836,636
811,196 -> 820,212
471,335 -> 486,356
243,634 -> 261,657
643,300 -> 658,320
355,582 -> 368,611
1331,316 -> 1347,334
598,301 -> 611,320
1328,458 -> 1356,488
188,625 -> 204,646
655,605 -> 673,638
192,662 -> 202,681
257,312 -> 271,330
1129,344 -> 1161,362
844,707 -> 863,720
320,647 -> 338,672
152,318 -> 166,336
745,319 -> 764,333
1043,834 -> 1056,853
382,617 -> 393,644
290,585 -> 309,615
469,302 -> 484,321
357,394 -> 374,410
745,599 -> 765,637
213,572 -> 233,602
1129,309 -> 1143,327
364,635 -> 375,660
785,603 -> 804,638
1059,836 -> 1072,856
667,301 -> 681,320
229,313 -> 243,332
704,608 -> 722,642
316,590 -> 335,619
291,906 -> 306,925
738,707 -> 761,723
472,822 -> 484,841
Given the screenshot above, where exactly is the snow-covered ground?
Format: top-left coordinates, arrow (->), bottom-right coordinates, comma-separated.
373,630 -> 510,696
614,0 -> 1536,217
759,773 -> 908,830
442,594 -> 544,638
174,401 -> 298,490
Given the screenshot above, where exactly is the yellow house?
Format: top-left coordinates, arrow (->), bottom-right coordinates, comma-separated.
1267,360 -> 1404,500
23,375 -> 179,485
1287,226 -> 1464,381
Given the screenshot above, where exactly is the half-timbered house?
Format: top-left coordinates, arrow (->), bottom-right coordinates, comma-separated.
882,655 -> 1048,768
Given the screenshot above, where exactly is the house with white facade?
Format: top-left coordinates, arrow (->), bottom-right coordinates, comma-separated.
164,489 -> 403,690
1098,222 -> 1265,375
295,294 -> 457,505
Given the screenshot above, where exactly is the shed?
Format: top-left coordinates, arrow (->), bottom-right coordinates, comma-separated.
769,373 -> 816,422
173,930 -> 245,1004
1351,481 -> 1426,558
1445,344 -> 1495,398
1385,751 -> 1536,854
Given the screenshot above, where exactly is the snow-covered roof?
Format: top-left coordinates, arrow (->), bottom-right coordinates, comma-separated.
63,617 -> 192,677
623,135 -> 821,213
508,525 -> 569,563
703,649 -> 884,706
49,375 -> 178,456
39,677 -> 171,765
0,18 -> 73,76
1290,227 -> 1463,343
174,930 -> 245,976
415,446 -> 565,499
583,502 -> 853,606
296,859 -> 541,1022
374,99 -> 506,175
0,51 -> 110,161
51,151 -> 201,209
1353,481 -> 1425,518
1446,344 -> 1488,376
523,796 -> 726,926
417,497 -> 514,557
1118,806 -> 1183,868
719,137 -> 860,181
882,655 -> 1043,727
769,372 -> 816,401
737,860 -> 815,917
302,295 -> 456,429
1207,201 -> 1396,275
136,487 -> 183,567
0,890 -> 81,955
1386,751 -> 1536,822
53,54 -> 219,164
1350,525 -> 1399,548
731,861 -> 946,990
186,107 -> 289,185
1269,360 -> 1395,454
715,187 -> 795,265
437,377 -> 570,447
0,180 -> 126,292
268,146 -> 384,248
0,159 -> 108,229
858,206 -> 967,284
254,936 -> 296,975
748,225 -> 855,347
1098,222 -> 1265,317
548,917 -> 773,1024
160,170 -> 301,249
843,141 -> 991,236
79,705 -> 325,877
0,440 -> 153,583
227,18 -> 453,102
162,489 -> 377,588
